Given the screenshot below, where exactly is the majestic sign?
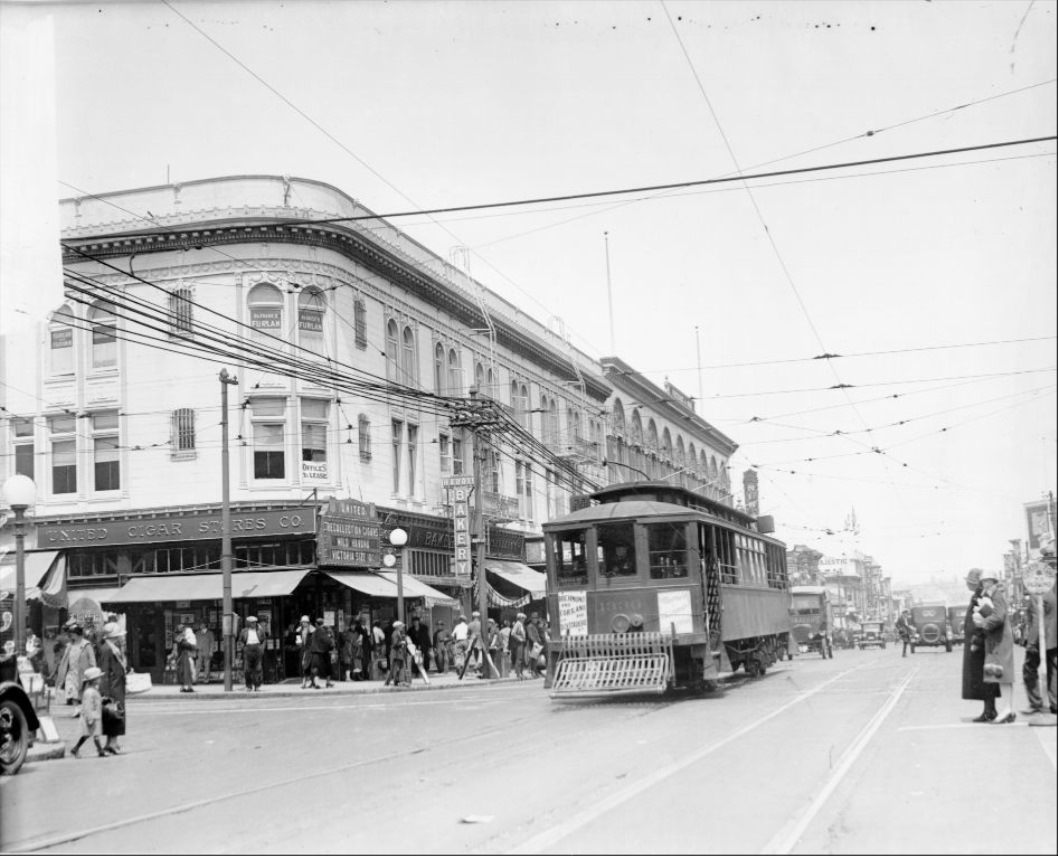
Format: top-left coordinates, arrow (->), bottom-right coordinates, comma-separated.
317,498 -> 381,568
36,507 -> 317,548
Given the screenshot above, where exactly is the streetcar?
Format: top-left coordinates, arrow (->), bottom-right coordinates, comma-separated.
542,482 -> 793,698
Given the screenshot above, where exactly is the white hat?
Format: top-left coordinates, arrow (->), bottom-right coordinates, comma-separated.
83,666 -> 103,682
246,616 -> 258,623
300,615 -> 310,623
103,623 -> 126,639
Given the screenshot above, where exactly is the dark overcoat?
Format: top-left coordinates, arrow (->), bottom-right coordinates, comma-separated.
98,639 -> 127,737
961,587 -> 987,700
978,582 -> 1015,685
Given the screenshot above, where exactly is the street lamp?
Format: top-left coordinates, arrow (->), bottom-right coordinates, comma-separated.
384,527 -> 408,623
2,475 -> 37,660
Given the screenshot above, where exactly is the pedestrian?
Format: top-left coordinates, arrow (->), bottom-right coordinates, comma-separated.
466,611 -> 483,674
175,624 -> 196,693
452,615 -> 470,673
238,616 -> 267,691
69,666 -> 107,759
370,620 -> 387,680
354,617 -> 371,680
338,619 -> 356,681
307,618 -> 334,688
432,621 -> 450,673
526,612 -> 544,678
498,618 -> 512,678
510,612 -> 527,679
484,618 -> 500,679
1020,578 -> 1057,717
962,568 -> 993,720
97,622 -> 128,755
896,610 -> 913,657
55,623 -> 96,716
297,615 -> 315,689
409,616 -> 432,678
972,570 -> 1016,723
196,622 -> 214,684
385,620 -> 409,687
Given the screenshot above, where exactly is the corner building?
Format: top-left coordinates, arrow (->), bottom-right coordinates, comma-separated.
1,175 -> 741,683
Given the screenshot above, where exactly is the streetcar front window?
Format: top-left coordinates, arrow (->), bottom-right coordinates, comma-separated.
647,523 -> 689,579
553,529 -> 589,587
597,522 -> 638,577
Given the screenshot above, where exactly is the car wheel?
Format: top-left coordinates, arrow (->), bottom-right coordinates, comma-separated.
0,699 -> 30,776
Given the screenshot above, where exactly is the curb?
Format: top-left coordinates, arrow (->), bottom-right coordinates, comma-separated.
26,742 -> 67,764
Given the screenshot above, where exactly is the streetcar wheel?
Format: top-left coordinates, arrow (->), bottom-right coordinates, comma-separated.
0,699 -> 30,776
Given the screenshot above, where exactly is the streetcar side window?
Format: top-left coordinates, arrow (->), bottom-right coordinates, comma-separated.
552,529 -> 589,587
647,522 -> 689,579
715,528 -> 738,584
596,522 -> 638,577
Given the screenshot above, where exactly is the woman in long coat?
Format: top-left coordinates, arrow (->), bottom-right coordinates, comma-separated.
55,624 -> 96,711
175,625 -> 196,692
974,570 -> 1016,723
961,568 -> 991,718
97,622 -> 128,754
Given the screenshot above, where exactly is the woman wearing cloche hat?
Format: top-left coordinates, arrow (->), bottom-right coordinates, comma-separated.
98,620 -> 129,753
971,569 -> 1016,723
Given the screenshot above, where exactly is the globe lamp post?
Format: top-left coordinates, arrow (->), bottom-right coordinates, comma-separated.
2,474 -> 37,659
384,528 -> 408,624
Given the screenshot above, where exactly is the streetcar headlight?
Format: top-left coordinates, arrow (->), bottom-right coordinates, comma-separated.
612,614 -> 631,633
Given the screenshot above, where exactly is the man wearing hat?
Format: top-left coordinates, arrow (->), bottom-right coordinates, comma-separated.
1019,575 -> 1057,718
309,617 -> 335,689
510,613 -> 528,679
296,615 -> 315,689
896,610 -> 913,657
971,569 -> 1016,723
385,620 -> 410,687
238,616 -> 268,692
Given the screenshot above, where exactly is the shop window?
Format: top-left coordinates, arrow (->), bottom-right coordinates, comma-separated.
92,410 -> 120,492
49,306 -> 75,375
68,551 -> 119,578
49,414 -> 77,495
13,416 -> 34,480
169,287 -> 194,335
89,299 -> 118,370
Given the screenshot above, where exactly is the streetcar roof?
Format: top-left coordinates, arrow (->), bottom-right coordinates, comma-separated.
791,586 -> 829,595
543,499 -> 693,526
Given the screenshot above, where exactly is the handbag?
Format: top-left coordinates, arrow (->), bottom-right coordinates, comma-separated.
529,642 -> 543,660
126,670 -> 153,695
102,697 -> 125,724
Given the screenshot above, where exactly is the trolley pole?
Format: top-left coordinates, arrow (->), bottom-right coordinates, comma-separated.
219,369 -> 238,693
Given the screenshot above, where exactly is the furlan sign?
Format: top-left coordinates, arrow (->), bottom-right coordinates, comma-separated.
317,498 -> 382,568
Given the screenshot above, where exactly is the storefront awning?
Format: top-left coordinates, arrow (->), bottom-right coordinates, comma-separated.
376,572 -> 459,607
0,550 -> 61,597
105,569 -> 312,603
323,570 -> 400,597
485,560 -> 547,599
67,587 -> 124,606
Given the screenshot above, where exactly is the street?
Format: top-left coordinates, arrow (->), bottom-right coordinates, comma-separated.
2,647 -> 1055,854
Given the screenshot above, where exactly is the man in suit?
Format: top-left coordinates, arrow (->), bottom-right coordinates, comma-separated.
195,622 -> 214,684
238,616 -> 268,692
1021,579 -> 1057,717
896,611 -> 913,657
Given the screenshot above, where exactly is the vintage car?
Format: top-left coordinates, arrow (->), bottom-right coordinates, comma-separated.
0,680 -> 40,776
948,605 -> 969,644
856,621 -> 887,650
909,604 -> 953,653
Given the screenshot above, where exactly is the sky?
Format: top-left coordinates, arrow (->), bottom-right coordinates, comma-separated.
2,0 -> 1056,587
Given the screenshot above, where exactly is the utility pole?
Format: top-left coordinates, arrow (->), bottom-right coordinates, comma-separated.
450,388 -> 505,679
219,368 -> 238,693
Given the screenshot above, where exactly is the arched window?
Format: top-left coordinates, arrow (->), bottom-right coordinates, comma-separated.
688,442 -> 697,475
386,319 -> 400,382
647,420 -> 659,477
298,287 -> 326,355
676,437 -> 686,467
487,367 -> 496,398
49,305 -> 75,375
709,456 -> 719,484
248,283 -> 283,342
700,451 -> 708,481
434,343 -> 446,394
88,298 -> 118,369
401,325 -> 417,384
475,361 -> 485,392
612,399 -> 626,436
661,428 -> 672,463
512,381 -> 529,426
447,348 -> 462,395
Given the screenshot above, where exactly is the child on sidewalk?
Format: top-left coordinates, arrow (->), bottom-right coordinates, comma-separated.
70,666 -> 107,758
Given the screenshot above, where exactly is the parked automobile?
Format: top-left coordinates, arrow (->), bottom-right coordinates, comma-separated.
948,605 -> 969,645
0,680 -> 40,776
856,621 -> 887,650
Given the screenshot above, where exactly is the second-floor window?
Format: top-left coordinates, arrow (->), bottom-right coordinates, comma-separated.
92,410 -> 120,491
49,415 -> 76,495
391,419 -> 404,493
358,414 -> 372,462
251,396 -> 286,479
298,288 -> 326,355
13,417 -> 34,480
89,299 -> 118,370
439,433 -> 451,474
49,306 -> 75,375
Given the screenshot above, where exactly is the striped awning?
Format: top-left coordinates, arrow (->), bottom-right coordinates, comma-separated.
105,569 -> 311,603
485,560 -> 547,599
0,550 -> 61,598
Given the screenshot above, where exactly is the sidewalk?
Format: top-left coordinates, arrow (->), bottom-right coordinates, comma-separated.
26,667 -> 529,765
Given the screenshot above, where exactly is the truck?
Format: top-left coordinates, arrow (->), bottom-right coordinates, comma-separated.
789,586 -> 834,659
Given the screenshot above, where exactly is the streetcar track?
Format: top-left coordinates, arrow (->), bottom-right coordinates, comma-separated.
503,662 -> 871,855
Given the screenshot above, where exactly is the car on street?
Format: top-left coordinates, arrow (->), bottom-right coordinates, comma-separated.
0,679 -> 40,776
909,604 -> 953,653
948,605 -> 969,644
855,621 -> 887,650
